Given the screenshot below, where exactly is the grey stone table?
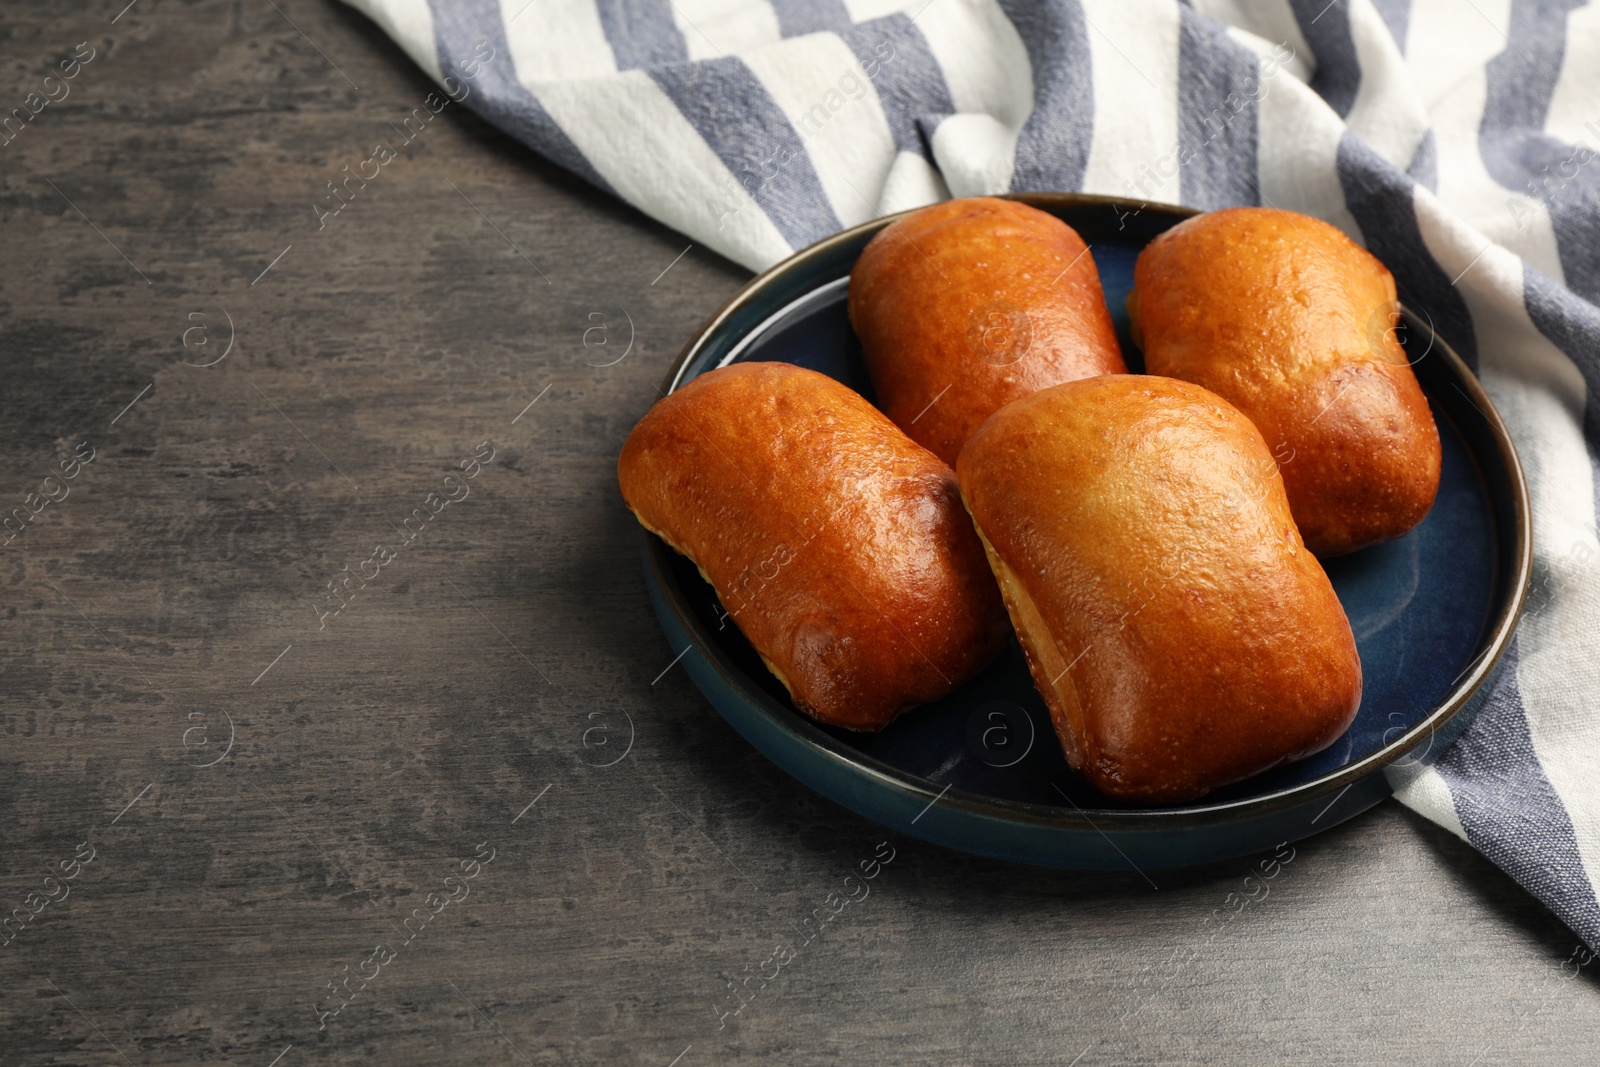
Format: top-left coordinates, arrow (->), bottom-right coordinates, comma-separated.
1,2 -> 1596,1064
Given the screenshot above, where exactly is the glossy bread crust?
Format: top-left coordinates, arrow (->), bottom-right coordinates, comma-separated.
618,361 -> 1009,730
849,196 -> 1127,465
956,375 -> 1362,803
1130,207 -> 1441,556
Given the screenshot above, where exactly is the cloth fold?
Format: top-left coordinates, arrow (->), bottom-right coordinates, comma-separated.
342,0 -> 1600,949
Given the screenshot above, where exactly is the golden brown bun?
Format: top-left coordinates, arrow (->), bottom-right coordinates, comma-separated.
1130,206 -> 1441,556
956,375 -> 1362,803
618,361 -> 1009,730
848,196 -> 1127,466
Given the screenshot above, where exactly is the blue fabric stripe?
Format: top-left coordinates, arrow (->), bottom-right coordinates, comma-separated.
1479,0 -> 1598,300
1524,269 -> 1600,608
1482,0 -> 1578,140
840,15 -> 955,159
1435,640 -> 1600,952
769,0 -> 853,38
425,0 -> 615,195
1289,0 -> 1361,119
1512,138 -> 1600,305
1335,132 -> 1479,368
649,56 -> 844,251
1370,0 -> 1411,52
594,0 -> 689,70
998,0 -> 1094,193
1406,128 -> 1437,191
1174,7 -> 1261,210
1525,268 -> 1600,443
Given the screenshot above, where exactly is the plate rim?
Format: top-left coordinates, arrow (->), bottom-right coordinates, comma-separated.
646,191 -> 1533,833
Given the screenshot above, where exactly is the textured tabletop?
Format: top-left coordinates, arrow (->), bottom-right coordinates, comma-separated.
1,2 -> 1597,1064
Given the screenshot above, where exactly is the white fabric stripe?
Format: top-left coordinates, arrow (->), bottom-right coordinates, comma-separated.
931,113 -> 1018,197
1409,0 -> 1564,282
1405,0 -> 1511,111
741,34 -> 900,228
671,0 -> 783,61
915,0 -> 1031,199
915,0 -> 1033,126
1254,70 -> 1362,242
341,0 -> 442,81
1411,189 -> 1600,897
1193,0 -> 1309,74
533,70 -> 792,271
1342,0 -> 1429,170
1389,763 -> 1472,843
502,0 -> 618,82
1545,1 -> 1600,148
877,149 -> 952,214
1519,529 -> 1600,902
1225,25 -> 1315,85
1079,0 -> 1181,203
841,0 -> 920,20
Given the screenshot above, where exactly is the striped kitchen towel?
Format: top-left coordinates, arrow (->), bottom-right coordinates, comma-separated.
341,0 -> 1600,949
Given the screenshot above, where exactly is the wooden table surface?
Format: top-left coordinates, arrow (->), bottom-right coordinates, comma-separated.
1,2 -> 1597,1064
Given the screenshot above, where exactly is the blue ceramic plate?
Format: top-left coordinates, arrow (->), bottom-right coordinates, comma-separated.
642,193 -> 1530,870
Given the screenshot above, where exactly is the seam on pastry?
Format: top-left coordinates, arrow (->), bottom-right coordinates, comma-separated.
631,508 -> 801,707
753,650 -> 799,706
968,517 -> 1090,772
633,511 -> 723,594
